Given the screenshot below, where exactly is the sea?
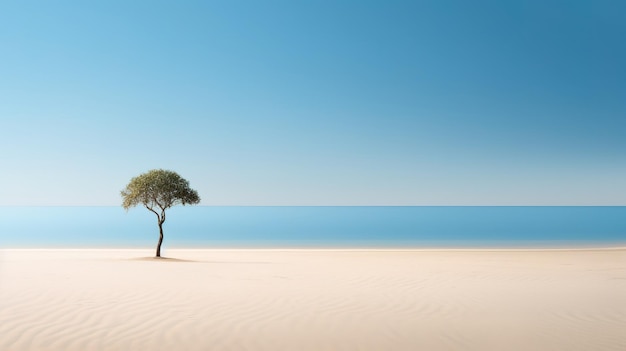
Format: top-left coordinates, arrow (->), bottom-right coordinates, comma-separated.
0,206 -> 625,249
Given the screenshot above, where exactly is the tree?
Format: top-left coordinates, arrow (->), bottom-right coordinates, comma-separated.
121,169 -> 200,257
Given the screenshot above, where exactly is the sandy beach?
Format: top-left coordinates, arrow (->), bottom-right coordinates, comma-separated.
1,248 -> 625,351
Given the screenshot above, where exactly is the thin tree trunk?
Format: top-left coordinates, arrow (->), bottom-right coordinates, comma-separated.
156,221 -> 164,257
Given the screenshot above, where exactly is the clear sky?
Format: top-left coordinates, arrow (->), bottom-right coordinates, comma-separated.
1,0 -> 624,206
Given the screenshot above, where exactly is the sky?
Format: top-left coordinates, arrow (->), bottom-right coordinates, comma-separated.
0,0 -> 625,206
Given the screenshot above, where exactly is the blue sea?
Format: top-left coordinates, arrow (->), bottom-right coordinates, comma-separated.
0,206 -> 625,248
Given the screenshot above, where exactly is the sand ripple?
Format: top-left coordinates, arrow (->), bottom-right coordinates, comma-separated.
1,249 -> 625,351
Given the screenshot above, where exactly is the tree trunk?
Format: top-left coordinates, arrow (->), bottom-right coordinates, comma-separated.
156,221 -> 164,257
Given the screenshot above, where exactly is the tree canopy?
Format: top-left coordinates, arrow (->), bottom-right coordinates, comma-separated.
122,169 -> 200,213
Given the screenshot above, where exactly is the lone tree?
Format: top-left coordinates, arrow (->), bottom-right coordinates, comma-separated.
121,169 -> 200,257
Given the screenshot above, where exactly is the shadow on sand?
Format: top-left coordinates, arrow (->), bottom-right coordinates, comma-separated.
128,257 -> 274,264
130,257 -> 197,262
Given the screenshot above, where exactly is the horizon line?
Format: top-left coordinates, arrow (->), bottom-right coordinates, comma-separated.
0,205 -> 625,208
0,203 -> 626,208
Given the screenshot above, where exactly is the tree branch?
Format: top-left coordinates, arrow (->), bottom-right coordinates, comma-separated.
145,205 -> 161,222
153,196 -> 166,212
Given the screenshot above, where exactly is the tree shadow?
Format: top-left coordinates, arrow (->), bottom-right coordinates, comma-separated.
128,257 -> 273,264
130,257 -> 197,262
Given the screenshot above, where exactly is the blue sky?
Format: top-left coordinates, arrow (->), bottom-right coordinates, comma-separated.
1,0 -> 624,205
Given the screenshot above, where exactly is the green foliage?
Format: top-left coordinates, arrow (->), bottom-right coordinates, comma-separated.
121,169 -> 200,214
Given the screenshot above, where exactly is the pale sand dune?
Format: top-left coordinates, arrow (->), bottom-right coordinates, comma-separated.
1,249 -> 625,351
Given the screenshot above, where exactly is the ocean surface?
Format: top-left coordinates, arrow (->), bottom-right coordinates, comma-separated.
0,206 -> 625,249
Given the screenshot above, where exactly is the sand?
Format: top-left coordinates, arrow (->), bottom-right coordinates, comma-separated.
1,248 -> 625,351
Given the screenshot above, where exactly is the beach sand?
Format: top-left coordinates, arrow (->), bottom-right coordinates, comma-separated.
1,248 -> 625,351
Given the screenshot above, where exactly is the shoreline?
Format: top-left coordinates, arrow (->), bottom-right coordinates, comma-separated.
3,245 -> 626,252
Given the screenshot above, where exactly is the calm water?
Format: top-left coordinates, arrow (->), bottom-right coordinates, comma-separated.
0,206 -> 625,248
